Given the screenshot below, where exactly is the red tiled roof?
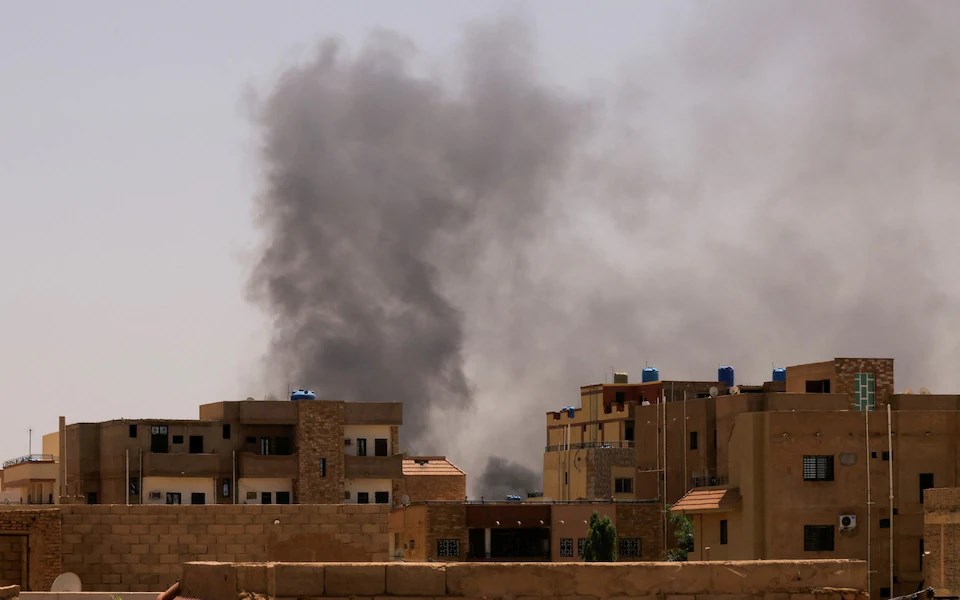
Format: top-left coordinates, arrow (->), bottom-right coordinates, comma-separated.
402,457 -> 465,477
670,487 -> 741,513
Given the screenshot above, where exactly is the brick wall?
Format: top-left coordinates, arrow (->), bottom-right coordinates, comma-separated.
0,535 -> 23,586
425,504 -> 468,561
615,503 -> 663,561
0,507 -> 61,591
296,402 -> 345,503
834,358 -> 895,404
586,448 -> 635,499
924,487 -> 960,597
398,474 -> 466,503
181,559 -> 869,600
55,504 -> 389,592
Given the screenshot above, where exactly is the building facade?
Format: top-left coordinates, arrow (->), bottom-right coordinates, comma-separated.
46,398 -> 405,506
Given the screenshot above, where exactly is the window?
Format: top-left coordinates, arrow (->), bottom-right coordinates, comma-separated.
189,435 -> 204,454
274,437 -> 292,455
357,438 -> 367,456
854,372 -> 875,411
920,539 -> 925,565
879,518 -> 890,529
375,491 -> 390,504
803,455 -> 834,481
690,431 -> 699,450
151,428 -> 169,453
437,539 -> 460,558
882,451 -> 890,461
320,458 -> 327,477
222,424 -> 231,440
246,436 -> 256,444
129,424 -> 137,438
260,437 -> 271,455
172,435 -> 184,444
920,473 -> 935,503
625,422 -> 634,442
713,430 -> 717,450
615,478 -> 633,494
191,492 -> 206,505
564,472 -> 568,485
806,379 -> 831,393
803,525 -> 835,551
720,519 -> 728,545
881,589 -> 890,598
129,477 -> 139,496
87,492 -> 98,504
619,538 -> 641,558
615,392 -> 625,411
375,438 -> 388,456
261,492 -> 272,504
222,478 -> 231,498
165,492 -> 182,505
276,491 -> 291,504
559,538 -> 573,557
246,491 -> 257,500
357,492 -> 370,504
577,538 -> 586,557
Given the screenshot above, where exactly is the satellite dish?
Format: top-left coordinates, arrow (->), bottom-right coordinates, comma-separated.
903,388 -> 913,394
52,572 -> 82,592
919,386 -> 931,395
401,494 -> 410,507
729,386 -> 741,395
709,387 -> 719,398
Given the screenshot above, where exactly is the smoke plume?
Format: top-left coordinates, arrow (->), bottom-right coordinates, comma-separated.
250,4 -> 960,493
475,456 -> 539,500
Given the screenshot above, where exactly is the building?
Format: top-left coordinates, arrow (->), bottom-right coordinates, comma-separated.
43,396 -> 410,505
922,487 -> 960,598
0,431 -> 60,504
389,500 -> 662,562
396,456 -> 466,503
668,357 -> 960,599
543,371 -> 723,502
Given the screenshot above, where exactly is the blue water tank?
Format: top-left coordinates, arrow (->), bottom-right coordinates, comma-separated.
718,366 -> 735,388
567,407 -> 576,418
290,389 -> 316,401
772,368 -> 787,383
642,367 -> 660,383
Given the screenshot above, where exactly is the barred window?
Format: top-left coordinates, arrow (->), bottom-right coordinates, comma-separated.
437,538 -> 460,558
577,538 -> 585,557
803,525 -> 834,551
802,455 -> 834,481
559,538 -> 573,557
618,537 -> 641,558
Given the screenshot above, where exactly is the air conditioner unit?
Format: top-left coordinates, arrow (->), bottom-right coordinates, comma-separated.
149,491 -> 161,500
839,514 -> 857,531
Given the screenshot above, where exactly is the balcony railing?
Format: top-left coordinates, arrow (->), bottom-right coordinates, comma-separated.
2,454 -> 55,469
544,441 -> 635,452
691,474 -> 728,488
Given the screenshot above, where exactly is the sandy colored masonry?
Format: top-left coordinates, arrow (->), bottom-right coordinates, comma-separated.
181,559 -> 868,600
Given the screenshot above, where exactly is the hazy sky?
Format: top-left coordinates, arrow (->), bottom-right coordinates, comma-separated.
0,1 -> 680,461
3,2 -> 959,488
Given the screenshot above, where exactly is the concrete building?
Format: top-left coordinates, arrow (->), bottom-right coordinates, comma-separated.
669,357 -> 960,599
389,500 -> 662,562
396,456 -> 466,504
42,396 -> 409,505
922,487 -> 960,598
0,431 -> 60,504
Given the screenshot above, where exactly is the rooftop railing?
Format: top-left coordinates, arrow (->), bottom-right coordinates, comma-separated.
2,454 -> 55,469
544,440 -> 635,452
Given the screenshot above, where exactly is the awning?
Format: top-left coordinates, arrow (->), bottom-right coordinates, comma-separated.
670,487 -> 741,514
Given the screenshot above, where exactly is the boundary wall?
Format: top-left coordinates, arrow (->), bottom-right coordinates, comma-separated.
182,560 -> 868,600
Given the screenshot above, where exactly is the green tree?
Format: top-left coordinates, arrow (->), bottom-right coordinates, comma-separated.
582,512 -> 617,562
664,508 -> 694,561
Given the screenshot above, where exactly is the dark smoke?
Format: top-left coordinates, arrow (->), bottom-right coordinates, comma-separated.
475,456 -> 539,500
251,4 -> 960,495
248,20 -> 584,458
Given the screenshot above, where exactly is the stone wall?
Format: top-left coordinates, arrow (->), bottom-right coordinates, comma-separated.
615,503 -> 663,561
586,448 -> 635,499
181,559 -> 868,600
398,474 -> 466,503
296,402 -> 345,504
0,508 -> 61,591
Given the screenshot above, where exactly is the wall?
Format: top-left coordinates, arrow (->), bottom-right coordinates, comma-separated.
0,534 -> 24,586
923,487 -> 960,598
295,402 -> 344,504
397,474 -> 465,503
237,478 -> 294,504
55,504 -> 389,592
181,559 -> 869,600
344,478 -> 393,505
343,425 -> 392,456
0,508 -> 61,591
549,503 -> 616,561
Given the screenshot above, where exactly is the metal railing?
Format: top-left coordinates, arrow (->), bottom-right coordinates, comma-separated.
691,474 -> 728,488
2,454 -> 55,468
544,440 -> 635,452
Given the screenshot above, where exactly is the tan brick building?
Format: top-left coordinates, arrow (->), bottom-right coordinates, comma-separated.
20,397 -> 406,506
922,487 -> 960,597
395,457 -> 466,504
389,500 -> 662,562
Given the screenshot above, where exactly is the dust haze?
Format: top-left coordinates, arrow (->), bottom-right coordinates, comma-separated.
249,3 -> 960,496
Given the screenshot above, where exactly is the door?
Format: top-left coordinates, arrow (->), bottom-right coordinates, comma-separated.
276,491 -> 290,504
261,492 -> 272,504
189,435 -> 204,454
191,492 -> 206,505
374,438 -> 388,456
151,430 -> 169,453
260,437 -> 271,456
356,438 -> 367,456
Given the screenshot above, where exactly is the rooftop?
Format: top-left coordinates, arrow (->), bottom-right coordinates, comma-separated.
671,487 -> 741,514
402,456 -> 465,477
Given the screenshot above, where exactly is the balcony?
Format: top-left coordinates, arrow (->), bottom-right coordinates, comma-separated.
142,452 -> 222,477
3,454 -> 54,469
691,474 -> 729,488
239,452 -> 299,478
544,441 -> 635,452
344,454 -> 403,479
